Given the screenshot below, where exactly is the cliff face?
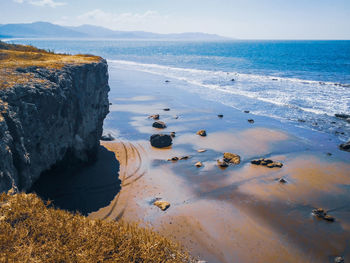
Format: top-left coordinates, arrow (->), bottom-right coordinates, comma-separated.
0,61 -> 110,192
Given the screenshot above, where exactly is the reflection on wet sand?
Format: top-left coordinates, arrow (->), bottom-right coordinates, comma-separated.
176,128 -> 291,157
94,67 -> 350,262
92,138 -> 350,263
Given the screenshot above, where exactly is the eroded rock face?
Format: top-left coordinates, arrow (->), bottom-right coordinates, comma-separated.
0,61 -> 110,192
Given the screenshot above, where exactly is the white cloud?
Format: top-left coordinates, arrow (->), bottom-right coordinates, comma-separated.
74,9 -> 170,31
13,0 -> 66,8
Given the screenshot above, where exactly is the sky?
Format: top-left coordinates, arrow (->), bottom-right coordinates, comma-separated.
0,0 -> 349,39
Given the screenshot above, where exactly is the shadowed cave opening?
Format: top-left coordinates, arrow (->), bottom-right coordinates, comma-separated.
30,146 -> 121,216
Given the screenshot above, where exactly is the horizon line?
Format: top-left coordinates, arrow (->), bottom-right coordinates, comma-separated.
1,21 -> 349,41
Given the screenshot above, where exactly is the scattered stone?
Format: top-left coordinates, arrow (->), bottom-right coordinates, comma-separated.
297,119 -> 306,123
323,215 -> 335,222
168,155 -> 190,161
165,80 -> 170,83
244,110 -> 250,113
312,208 -> 335,222
312,208 -> 326,218
272,78 -> 278,81
339,141 -> 350,152
150,134 -> 172,148
278,178 -> 287,184
148,114 -> 160,120
196,130 -> 207,136
152,121 -> 167,129
334,256 -> 344,263
251,158 -> 283,168
195,162 -> 203,167
163,108 -> 170,111
331,121 -> 337,124
335,113 -> 350,119
101,133 -> 115,141
217,159 -> 229,168
154,200 -> 170,211
267,162 -> 283,168
223,152 -> 241,164
173,115 -> 179,119
248,119 -> 254,123
109,102 -> 112,105
170,132 -> 176,138
217,114 -> 224,118
327,152 -> 332,156
197,149 -> 206,153
251,159 -> 262,165
231,78 -> 235,81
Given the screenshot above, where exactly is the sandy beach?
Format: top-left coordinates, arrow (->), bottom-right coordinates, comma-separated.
33,65 -> 350,263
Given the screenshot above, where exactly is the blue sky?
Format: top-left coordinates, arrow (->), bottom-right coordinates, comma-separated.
1,0 -> 349,39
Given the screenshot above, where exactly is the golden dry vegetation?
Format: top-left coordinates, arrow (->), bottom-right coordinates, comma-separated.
0,41 -> 101,89
0,192 -> 193,263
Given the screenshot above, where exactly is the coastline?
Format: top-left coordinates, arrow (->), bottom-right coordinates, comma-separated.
82,66 -> 350,262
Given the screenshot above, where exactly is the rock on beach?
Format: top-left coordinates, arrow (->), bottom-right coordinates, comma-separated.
150,134 -> 172,148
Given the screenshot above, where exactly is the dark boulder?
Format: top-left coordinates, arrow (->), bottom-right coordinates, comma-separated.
150,134 -> 172,148
339,141 -> 350,152
152,121 -> 167,129
248,119 -> 254,123
335,113 -> 350,119
101,133 -> 115,141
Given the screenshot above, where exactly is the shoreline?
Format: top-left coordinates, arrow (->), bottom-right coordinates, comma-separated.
32,65 -> 350,262
93,67 -> 350,262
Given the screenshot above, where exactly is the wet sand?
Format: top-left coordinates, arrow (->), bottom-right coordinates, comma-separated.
97,67 -> 350,262
35,67 -> 350,262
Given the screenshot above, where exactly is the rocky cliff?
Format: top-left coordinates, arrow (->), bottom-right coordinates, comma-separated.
0,42 -> 110,192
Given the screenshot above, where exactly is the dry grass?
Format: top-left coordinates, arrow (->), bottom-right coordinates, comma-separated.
0,41 -> 102,89
0,192 -> 193,263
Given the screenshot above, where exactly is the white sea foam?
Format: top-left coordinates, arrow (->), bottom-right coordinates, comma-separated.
108,59 -> 350,140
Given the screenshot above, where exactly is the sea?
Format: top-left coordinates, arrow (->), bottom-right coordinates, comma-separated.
5,39 -> 350,142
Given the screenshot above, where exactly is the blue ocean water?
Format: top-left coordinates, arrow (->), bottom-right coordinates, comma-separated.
5,39 -> 350,141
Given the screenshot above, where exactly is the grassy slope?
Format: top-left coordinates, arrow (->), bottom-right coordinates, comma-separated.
0,192 -> 192,263
0,41 -> 101,89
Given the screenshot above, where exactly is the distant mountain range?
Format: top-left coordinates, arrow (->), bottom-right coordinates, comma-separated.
0,22 -> 231,41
